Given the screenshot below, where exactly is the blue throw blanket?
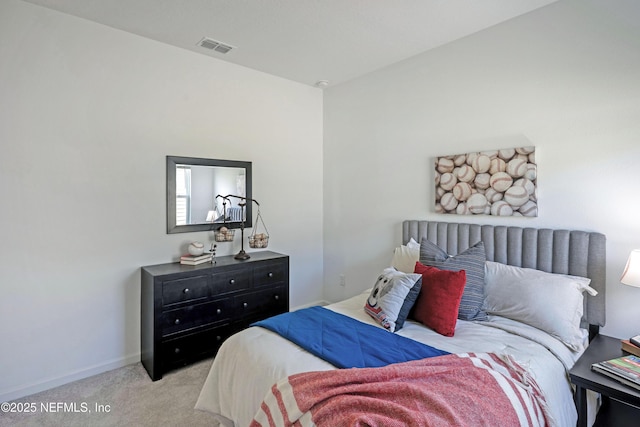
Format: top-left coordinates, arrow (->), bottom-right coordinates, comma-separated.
251,306 -> 449,369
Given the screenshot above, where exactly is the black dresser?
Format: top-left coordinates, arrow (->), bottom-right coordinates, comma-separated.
141,251 -> 289,380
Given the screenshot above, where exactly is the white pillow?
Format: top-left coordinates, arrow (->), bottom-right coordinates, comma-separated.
406,238 -> 420,250
483,261 -> 597,351
390,240 -> 420,274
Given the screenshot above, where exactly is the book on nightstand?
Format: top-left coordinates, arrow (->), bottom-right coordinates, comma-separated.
592,354 -> 640,391
180,254 -> 212,265
621,340 -> 640,357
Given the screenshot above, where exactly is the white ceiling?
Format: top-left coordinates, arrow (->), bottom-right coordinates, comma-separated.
22,0 -> 559,87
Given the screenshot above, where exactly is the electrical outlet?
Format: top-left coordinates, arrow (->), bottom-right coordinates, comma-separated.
339,274 -> 346,287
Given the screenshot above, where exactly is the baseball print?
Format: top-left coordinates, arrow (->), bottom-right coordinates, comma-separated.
434,146 -> 537,217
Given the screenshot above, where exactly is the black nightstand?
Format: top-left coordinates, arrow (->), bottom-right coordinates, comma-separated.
569,335 -> 640,427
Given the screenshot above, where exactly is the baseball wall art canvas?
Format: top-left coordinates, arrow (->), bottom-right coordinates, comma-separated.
435,147 -> 537,217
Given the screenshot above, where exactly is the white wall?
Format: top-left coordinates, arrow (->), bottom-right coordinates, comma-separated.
0,0 -> 323,401
324,0 -> 640,339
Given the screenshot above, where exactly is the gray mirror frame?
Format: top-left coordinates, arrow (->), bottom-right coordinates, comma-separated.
166,156 -> 253,234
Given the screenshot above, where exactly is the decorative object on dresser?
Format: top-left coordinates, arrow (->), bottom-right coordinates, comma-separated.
180,253 -> 212,266
209,244 -> 217,264
212,196 -> 236,242
248,205 -> 269,249
188,241 -> 205,256
141,251 -> 289,381
215,194 -> 267,260
213,226 -> 235,242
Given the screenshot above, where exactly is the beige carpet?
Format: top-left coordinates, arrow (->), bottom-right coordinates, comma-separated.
1,358 -> 218,427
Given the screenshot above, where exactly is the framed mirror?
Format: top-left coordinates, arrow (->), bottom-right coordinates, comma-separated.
167,156 -> 252,234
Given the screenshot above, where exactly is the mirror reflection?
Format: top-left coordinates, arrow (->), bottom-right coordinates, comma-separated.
166,156 -> 252,234
175,164 -> 246,226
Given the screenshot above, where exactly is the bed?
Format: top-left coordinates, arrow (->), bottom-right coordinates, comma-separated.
195,220 -> 606,427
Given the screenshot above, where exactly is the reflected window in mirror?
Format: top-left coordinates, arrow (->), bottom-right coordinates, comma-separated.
176,165 -> 191,225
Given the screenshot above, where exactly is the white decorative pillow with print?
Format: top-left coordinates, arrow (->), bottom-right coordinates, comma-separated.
364,267 -> 422,332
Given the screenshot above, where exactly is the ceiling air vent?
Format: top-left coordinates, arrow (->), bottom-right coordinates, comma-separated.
198,37 -> 234,54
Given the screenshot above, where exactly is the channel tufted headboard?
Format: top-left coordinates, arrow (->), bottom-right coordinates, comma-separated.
402,220 -> 606,337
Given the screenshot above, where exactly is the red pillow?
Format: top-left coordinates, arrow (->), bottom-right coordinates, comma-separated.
412,261 -> 466,337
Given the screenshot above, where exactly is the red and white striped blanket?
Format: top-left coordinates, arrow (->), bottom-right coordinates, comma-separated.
250,353 -> 554,427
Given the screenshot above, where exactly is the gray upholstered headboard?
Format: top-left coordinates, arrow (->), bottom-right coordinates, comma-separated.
402,220 -> 606,336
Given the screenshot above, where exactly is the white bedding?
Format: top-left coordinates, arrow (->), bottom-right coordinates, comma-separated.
196,290 -> 590,427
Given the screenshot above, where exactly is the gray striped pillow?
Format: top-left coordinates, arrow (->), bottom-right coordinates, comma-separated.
419,239 -> 488,321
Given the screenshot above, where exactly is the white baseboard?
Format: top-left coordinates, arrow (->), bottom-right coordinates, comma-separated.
0,353 -> 141,403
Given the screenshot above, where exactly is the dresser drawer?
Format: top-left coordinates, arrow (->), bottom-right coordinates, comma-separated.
161,299 -> 234,337
163,275 -> 209,306
211,269 -> 250,294
253,261 -> 286,288
236,286 -> 287,317
162,325 -> 233,367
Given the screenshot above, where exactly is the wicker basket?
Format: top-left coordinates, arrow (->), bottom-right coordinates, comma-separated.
214,228 -> 235,242
248,208 -> 269,248
248,233 -> 269,248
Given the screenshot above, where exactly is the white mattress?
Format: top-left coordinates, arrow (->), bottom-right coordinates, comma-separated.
196,290 -> 591,427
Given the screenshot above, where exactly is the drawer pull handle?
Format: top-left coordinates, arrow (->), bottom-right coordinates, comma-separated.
216,309 -> 222,315
229,279 -> 235,285
274,295 -> 279,300
183,288 -> 190,294
174,348 -> 180,354
243,302 -> 248,308
216,335 -> 222,341
174,319 -> 181,325
268,272 -> 274,278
